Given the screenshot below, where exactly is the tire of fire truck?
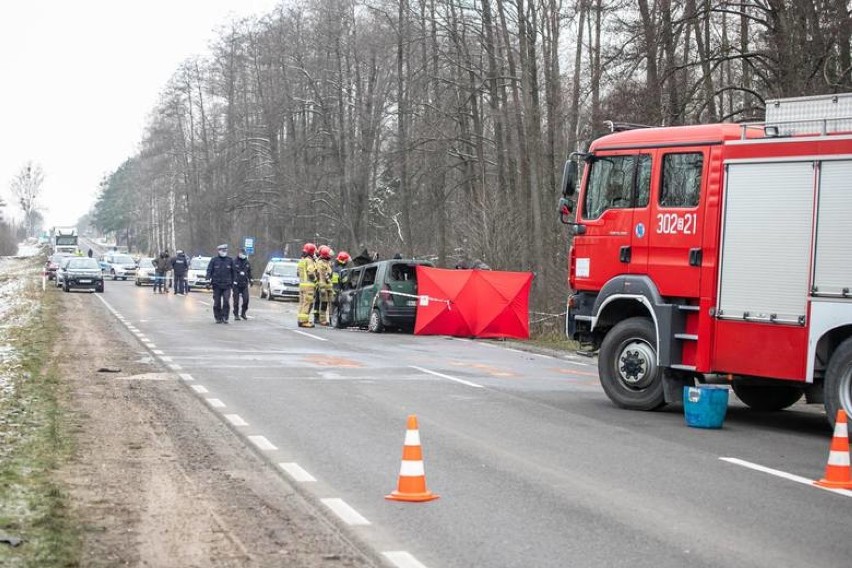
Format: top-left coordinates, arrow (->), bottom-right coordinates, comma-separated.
730,381 -> 803,412
824,337 -> 852,427
598,317 -> 666,410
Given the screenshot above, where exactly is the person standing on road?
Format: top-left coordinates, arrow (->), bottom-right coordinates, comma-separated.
297,243 -> 318,328
232,248 -> 253,320
315,245 -> 333,326
171,250 -> 189,295
153,250 -> 171,294
206,244 -> 236,324
331,250 -> 351,295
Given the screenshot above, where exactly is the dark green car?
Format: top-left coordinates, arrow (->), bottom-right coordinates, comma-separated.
331,259 -> 433,332
58,257 -> 105,293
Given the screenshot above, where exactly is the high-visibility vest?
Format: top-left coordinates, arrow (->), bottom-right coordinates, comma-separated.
297,257 -> 318,287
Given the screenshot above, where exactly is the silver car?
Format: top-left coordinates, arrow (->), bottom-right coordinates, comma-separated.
101,253 -> 138,280
259,259 -> 300,301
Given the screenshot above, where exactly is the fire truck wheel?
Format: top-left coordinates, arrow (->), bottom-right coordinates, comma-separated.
730,381 -> 803,412
598,317 -> 666,410
824,337 -> 852,427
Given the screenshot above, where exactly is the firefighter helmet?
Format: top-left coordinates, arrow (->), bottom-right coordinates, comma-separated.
302,242 -> 317,255
318,245 -> 332,259
336,251 -> 350,263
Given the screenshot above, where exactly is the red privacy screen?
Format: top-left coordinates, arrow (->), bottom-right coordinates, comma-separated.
414,266 -> 533,339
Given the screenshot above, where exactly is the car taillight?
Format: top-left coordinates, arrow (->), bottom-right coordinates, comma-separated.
379,286 -> 391,304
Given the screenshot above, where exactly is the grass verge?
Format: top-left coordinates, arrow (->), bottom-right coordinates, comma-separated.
0,276 -> 80,567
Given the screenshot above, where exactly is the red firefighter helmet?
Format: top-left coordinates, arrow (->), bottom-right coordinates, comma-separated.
302,242 -> 317,255
318,245 -> 332,259
336,251 -> 350,263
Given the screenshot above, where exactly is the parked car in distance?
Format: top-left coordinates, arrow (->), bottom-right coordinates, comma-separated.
259,258 -> 300,301
332,259 -> 433,332
101,253 -> 138,280
187,256 -> 212,290
45,252 -> 73,280
134,257 -> 157,286
59,257 -> 104,293
55,256 -> 75,288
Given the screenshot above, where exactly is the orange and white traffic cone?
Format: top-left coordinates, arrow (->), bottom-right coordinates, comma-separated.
386,415 -> 439,502
814,409 -> 852,489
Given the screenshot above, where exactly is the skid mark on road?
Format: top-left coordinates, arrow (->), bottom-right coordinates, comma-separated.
448,360 -> 517,378
302,354 -> 363,368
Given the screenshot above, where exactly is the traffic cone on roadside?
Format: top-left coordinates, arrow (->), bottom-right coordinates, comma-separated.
386,415 -> 439,502
814,409 -> 852,489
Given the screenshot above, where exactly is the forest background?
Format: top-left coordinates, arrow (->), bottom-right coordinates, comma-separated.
88,0 -> 852,313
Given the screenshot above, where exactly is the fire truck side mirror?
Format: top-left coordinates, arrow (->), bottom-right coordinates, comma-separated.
561,160 -> 578,197
558,197 -> 574,224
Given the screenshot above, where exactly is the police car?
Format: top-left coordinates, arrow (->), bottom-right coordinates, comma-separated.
187,256 -> 212,290
259,257 -> 300,301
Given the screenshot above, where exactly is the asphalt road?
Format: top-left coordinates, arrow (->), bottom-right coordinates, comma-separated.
82,277 -> 851,568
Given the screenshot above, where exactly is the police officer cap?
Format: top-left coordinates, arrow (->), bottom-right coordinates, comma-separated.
176,249 -> 183,255
217,243 -> 228,250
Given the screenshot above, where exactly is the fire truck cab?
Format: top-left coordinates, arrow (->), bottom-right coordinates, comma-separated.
561,94 -> 852,425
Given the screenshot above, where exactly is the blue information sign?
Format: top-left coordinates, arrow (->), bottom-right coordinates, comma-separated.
243,237 -> 255,254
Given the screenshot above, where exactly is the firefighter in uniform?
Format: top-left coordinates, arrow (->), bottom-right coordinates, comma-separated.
315,245 -> 334,326
331,251 -> 351,295
297,243 -> 318,327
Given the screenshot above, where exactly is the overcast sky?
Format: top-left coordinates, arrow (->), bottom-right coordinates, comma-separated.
0,0 -> 280,229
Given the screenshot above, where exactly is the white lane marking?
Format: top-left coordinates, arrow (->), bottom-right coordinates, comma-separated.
505,347 -> 525,354
291,329 -> 328,342
152,350 -> 165,355
321,498 -> 371,526
383,551 -> 429,568
197,301 -> 211,306
720,457 -> 852,497
159,355 -> 172,362
191,385 -> 209,394
206,398 -> 226,408
248,435 -> 277,450
168,364 -> 182,371
179,373 -> 194,382
225,414 -> 248,426
409,365 -> 483,389
279,462 -> 317,482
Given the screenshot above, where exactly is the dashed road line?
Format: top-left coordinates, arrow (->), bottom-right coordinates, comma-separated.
191,385 -> 209,394
179,373 -> 194,381
159,355 -> 172,362
248,435 -> 277,450
152,349 -> 165,355
291,329 -> 328,342
168,364 -> 182,371
720,457 -> 852,497
321,498 -> 370,526
206,398 -> 226,408
383,551 -> 429,568
225,414 -> 248,426
410,365 -> 483,389
279,462 -> 317,482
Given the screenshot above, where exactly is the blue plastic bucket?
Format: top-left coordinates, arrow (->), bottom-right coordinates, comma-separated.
683,385 -> 729,429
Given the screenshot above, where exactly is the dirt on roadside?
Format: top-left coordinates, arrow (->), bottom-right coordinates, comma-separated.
54,289 -> 377,568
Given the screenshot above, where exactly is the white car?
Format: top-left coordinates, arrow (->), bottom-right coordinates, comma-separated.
101,253 -> 138,281
259,258 -> 300,301
187,256 -> 212,290
134,257 -> 157,286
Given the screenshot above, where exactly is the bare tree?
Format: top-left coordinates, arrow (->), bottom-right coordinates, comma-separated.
10,161 -> 44,237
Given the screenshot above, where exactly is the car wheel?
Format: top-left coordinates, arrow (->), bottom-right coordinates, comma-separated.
111,269 -> 117,281
331,306 -> 345,329
96,284 -> 104,293
259,286 -> 266,299
598,317 -> 666,411
135,279 -> 141,286
266,287 -> 274,301
368,309 -> 384,333
122,277 -> 127,281
731,380 -> 804,412
63,283 -> 70,293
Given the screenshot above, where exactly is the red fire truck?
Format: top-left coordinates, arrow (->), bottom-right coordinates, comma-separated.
560,93 -> 852,425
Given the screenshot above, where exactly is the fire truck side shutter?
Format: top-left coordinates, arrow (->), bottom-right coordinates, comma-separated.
717,160 -> 814,324
813,160 -> 852,297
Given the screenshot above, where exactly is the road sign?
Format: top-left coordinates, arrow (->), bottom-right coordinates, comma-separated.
243,237 -> 255,254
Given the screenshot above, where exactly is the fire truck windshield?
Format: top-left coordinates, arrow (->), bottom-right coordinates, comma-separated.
583,155 -> 651,219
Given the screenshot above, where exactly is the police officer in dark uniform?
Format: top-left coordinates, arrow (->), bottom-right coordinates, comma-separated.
171,250 -> 189,294
232,248 -> 253,320
206,244 -> 236,324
